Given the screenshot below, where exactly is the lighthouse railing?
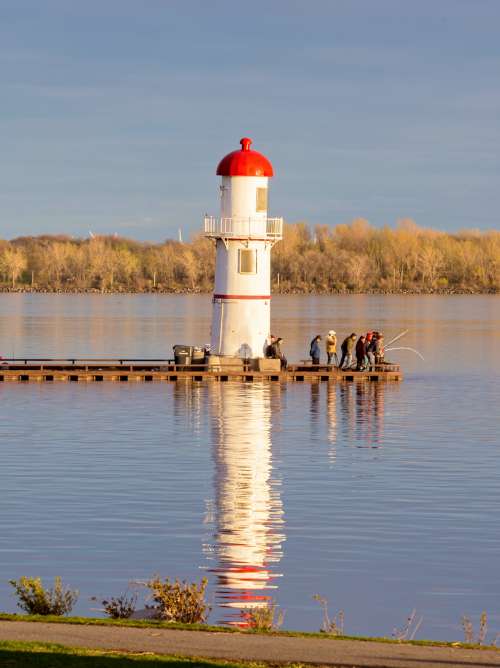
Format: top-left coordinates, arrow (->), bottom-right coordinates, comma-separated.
203,216 -> 283,240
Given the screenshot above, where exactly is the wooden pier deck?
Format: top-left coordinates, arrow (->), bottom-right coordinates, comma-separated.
0,359 -> 402,383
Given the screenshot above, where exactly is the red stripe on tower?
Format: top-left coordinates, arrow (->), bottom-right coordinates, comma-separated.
213,294 -> 271,301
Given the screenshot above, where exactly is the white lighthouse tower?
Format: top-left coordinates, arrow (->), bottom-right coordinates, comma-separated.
204,138 -> 283,359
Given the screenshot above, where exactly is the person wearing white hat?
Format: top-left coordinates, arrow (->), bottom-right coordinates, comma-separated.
326,330 -> 338,367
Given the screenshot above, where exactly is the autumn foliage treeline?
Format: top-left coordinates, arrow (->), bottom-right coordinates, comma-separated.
0,219 -> 499,293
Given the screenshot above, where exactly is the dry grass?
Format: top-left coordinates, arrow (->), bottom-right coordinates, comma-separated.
312,595 -> 344,636
461,612 -> 489,645
392,609 -> 423,641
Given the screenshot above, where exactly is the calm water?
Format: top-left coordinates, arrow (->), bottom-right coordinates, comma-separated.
0,294 -> 499,640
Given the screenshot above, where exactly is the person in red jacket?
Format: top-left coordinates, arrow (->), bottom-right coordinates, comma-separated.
356,335 -> 366,370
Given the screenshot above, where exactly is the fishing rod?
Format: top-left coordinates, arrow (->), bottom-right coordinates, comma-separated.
386,329 -> 409,347
385,346 -> 425,361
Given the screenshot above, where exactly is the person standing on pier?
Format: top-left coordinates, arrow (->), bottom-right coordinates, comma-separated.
275,337 -> 287,370
326,330 -> 338,366
367,333 -> 378,368
365,332 -> 375,369
356,335 -> 366,370
340,333 -> 357,369
375,333 -> 385,364
310,335 -> 322,366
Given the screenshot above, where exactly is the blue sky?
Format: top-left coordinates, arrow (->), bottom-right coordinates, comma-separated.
1,0 -> 499,241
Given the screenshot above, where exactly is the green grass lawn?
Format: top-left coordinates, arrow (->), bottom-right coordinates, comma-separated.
0,613 -> 498,652
0,613 -> 234,634
0,640 -> 291,668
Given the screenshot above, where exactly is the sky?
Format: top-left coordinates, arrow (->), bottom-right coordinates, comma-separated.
1,0 -> 499,241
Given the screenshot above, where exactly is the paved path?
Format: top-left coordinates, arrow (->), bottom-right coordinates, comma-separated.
1,620 -> 500,667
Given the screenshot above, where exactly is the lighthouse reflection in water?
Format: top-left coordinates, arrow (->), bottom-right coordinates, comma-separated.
204,383 -> 285,626
172,380 -> 389,627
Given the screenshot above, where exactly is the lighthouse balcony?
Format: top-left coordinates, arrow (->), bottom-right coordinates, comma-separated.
203,216 -> 283,241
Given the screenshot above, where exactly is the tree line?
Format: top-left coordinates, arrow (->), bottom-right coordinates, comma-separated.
0,219 -> 499,293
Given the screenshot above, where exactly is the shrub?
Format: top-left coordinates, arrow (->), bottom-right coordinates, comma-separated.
243,600 -> 284,631
9,576 -> 78,616
144,576 -> 210,624
99,591 -> 138,619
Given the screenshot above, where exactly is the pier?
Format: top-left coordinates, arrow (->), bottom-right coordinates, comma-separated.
0,358 -> 402,383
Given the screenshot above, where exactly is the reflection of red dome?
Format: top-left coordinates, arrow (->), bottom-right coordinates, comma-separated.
216,137 -> 274,177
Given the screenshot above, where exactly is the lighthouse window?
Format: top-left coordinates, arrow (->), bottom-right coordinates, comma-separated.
256,187 -> 268,212
238,249 -> 257,274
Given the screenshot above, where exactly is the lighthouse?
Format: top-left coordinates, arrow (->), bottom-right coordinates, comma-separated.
204,138 -> 283,359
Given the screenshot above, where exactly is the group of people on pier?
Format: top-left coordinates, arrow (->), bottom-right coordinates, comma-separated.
310,331 -> 385,370
265,331 -> 385,371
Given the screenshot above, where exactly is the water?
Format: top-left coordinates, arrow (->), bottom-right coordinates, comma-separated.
0,294 -> 499,640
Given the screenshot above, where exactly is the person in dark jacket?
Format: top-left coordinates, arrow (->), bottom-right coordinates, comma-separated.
356,335 -> 366,370
367,333 -> 378,365
265,335 -> 277,358
310,335 -> 322,365
275,337 -> 287,370
339,333 -> 357,369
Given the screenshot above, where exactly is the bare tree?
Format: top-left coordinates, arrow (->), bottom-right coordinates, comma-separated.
1,225 -> 498,294
0,247 -> 27,287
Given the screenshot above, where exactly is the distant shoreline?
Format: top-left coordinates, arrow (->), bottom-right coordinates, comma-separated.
1,224 -> 498,294
1,286 -> 497,296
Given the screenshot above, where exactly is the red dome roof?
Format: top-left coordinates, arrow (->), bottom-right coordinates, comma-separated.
216,138 -> 274,177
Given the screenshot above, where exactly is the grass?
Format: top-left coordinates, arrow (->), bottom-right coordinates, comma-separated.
1,612 -> 499,651
0,612 -> 231,634
0,640 -> 289,668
